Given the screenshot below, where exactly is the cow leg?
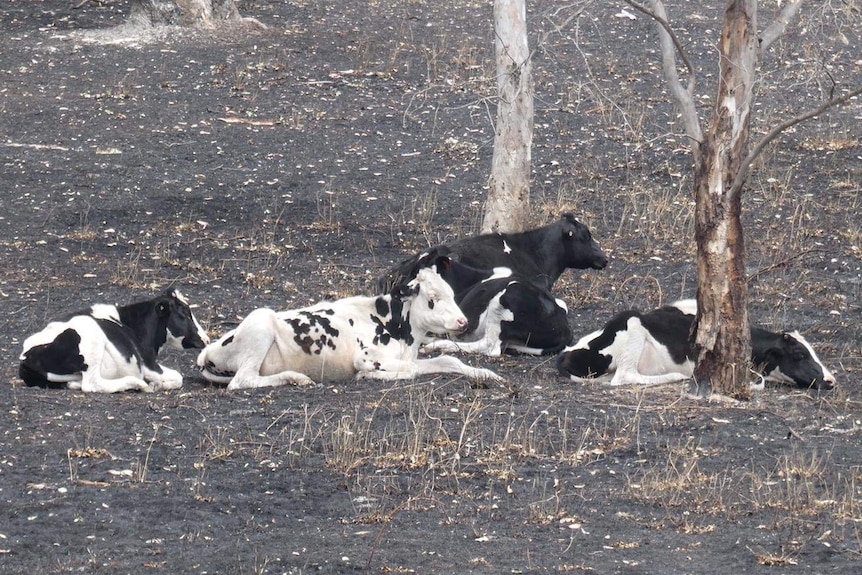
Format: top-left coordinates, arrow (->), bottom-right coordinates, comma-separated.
609,319 -> 691,386
76,336 -> 152,393
423,336 -> 503,357
142,364 -> 184,391
610,368 -> 691,386
356,354 -> 502,382
414,355 -> 502,381
227,366 -> 314,390
78,372 -> 152,393
207,309 -> 315,390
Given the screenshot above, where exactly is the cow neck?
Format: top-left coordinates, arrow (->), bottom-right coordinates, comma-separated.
115,299 -> 167,357
374,294 -> 415,348
749,327 -> 779,373
506,231 -> 561,287
393,295 -> 417,348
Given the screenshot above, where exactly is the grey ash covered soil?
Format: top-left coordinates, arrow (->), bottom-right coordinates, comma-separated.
1,1 -> 861,573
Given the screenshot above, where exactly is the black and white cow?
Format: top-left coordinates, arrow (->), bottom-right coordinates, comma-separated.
557,299 -> 836,390
422,258 -> 572,356
19,287 -> 210,393
196,254 -> 501,390
378,212 -> 608,292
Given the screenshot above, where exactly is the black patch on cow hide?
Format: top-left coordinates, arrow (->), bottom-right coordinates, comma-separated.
19,328 -> 88,388
370,296 -> 413,347
286,310 -> 341,355
375,297 -> 389,317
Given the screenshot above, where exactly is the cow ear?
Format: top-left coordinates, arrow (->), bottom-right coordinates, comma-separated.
391,284 -> 411,300
436,256 -> 452,271
396,283 -> 420,299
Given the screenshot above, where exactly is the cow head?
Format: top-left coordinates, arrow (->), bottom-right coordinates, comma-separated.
761,331 -> 836,390
403,260 -> 469,338
559,212 -> 609,271
158,287 -> 211,351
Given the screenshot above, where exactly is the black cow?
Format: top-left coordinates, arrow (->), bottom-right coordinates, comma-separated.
556,300 -> 836,390
378,212 -> 608,292
19,287 -> 210,393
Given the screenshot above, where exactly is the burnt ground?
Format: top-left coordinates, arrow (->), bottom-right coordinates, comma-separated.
1,0 -> 861,573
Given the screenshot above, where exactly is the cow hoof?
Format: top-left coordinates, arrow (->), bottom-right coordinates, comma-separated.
477,369 -> 503,382
291,375 -> 316,387
153,381 -> 183,392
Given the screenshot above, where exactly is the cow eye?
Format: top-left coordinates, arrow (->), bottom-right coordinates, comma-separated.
428,298 -> 435,310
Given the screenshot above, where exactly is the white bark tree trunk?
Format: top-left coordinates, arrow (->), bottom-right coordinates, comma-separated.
128,0 -> 243,27
691,0 -> 759,398
483,0 -> 534,234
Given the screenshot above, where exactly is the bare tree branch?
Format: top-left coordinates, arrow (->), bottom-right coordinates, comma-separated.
625,0 -> 704,150
624,0 -> 696,83
759,0 -> 804,54
539,0 -> 596,40
731,85 -> 862,195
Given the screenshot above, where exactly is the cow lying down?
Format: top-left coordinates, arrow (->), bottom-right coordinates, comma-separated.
196,254 -> 501,390
557,300 -> 836,389
422,258 -> 572,356
19,287 -> 210,393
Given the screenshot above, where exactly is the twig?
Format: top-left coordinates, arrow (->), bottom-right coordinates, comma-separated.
138,424 -> 160,483
2,142 -> 70,152
746,248 -> 828,282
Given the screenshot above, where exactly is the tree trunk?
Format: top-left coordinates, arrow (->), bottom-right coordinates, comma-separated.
128,0 -> 242,27
692,0 -> 759,399
483,0 -> 533,234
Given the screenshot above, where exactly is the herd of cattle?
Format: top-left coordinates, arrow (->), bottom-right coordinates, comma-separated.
18,213 -> 836,393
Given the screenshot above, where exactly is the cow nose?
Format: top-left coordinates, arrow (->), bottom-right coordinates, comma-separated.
456,317 -> 469,333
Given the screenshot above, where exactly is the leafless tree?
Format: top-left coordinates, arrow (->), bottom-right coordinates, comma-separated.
626,0 -> 862,398
484,0 -> 534,234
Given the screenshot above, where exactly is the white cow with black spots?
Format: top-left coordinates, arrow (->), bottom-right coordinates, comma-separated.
197,254 -> 501,389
